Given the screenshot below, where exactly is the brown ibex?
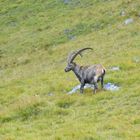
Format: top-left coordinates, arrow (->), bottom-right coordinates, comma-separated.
65,48 -> 106,93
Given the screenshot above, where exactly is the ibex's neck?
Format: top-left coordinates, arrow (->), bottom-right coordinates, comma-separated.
72,63 -> 82,82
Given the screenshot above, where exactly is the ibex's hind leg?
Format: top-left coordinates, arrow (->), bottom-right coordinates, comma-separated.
101,77 -> 104,88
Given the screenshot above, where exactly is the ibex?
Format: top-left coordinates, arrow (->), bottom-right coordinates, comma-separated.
65,48 -> 106,93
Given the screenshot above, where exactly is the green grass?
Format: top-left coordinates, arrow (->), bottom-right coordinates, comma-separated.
0,0 -> 140,139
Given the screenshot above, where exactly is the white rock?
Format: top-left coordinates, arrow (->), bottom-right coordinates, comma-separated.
124,18 -> 134,25
110,66 -> 120,71
67,83 -> 120,94
120,11 -> 126,16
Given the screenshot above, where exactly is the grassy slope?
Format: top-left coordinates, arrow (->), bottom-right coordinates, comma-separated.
0,0 -> 140,139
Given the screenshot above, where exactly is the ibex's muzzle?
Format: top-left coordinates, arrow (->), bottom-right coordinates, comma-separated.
64,68 -> 69,72
65,66 -> 71,72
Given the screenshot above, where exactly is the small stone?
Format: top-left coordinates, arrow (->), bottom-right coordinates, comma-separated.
67,83 -> 120,94
133,57 -> 140,63
120,11 -> 126,16
124,18 -> 134,25
64,0 -> 70,4
67,85 -> 80,94
68,35 -> 76,40
104,83 -> 120,91
110,66 -> 120,71
64,29 -> 70,34
48,93 -> 54,96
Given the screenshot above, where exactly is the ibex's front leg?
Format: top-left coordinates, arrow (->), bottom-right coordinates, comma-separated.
94,82 -> 98,94
80,80 -> 85,93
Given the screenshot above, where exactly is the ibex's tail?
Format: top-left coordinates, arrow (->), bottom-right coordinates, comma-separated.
103,68 -> 106,75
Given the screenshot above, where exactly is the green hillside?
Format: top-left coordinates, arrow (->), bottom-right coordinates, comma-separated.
0,0 -> 140,139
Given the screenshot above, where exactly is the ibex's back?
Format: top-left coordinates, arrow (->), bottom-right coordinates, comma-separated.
65,48 -> 106,93
83,64 -> 105,84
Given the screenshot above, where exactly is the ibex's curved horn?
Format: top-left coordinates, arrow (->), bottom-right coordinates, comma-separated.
68,47 -> 93,63
67,51 -> 82,64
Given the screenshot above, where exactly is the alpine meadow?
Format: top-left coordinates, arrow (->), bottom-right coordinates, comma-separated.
0,0 -> 140,140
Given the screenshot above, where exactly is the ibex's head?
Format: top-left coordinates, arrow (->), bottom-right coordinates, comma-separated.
65,47 -> 93,72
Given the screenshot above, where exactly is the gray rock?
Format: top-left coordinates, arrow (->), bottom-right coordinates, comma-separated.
67,85 -> 80,94
124,18 -> 134,25
68,35 -> 76,40
67,83 -> 120,94
67,84 -> 95,94
64,29 -> 70,34
110,66 -> 120,71
64,0 -> 71,4
120,11 -> 126,16
48,93 -> 54,96
133,56 -> 140,63
64,29 -> 76,40
104,83 -> 120,91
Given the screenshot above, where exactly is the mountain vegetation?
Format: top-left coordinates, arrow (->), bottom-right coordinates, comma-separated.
0,0 -> 140,139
